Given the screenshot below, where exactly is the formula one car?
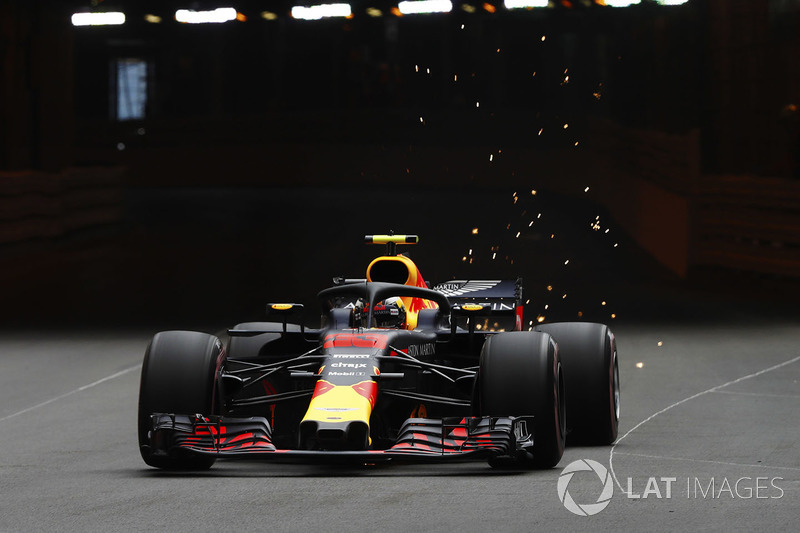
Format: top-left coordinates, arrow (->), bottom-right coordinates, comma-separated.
138,234 -> 619,469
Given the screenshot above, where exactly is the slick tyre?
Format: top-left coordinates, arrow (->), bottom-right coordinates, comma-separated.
535,322 -> 619,445
138,331 -> 224,470
476,332 -> 566,469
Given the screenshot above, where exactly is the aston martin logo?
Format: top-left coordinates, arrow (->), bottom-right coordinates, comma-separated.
433,280 -> 501,297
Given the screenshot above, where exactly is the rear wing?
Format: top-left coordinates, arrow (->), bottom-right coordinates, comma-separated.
433,279 -> 523,332
432,279 -> 522,313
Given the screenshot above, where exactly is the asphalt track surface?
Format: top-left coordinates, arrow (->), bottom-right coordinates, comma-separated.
1,187 -> 799,532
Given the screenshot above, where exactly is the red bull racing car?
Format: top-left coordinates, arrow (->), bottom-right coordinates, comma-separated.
138,234 -> 620,469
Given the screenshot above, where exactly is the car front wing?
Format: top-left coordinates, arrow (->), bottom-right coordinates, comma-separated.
143,413 -> 535,464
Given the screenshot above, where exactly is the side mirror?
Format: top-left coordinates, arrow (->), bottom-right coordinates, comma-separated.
266,303 -> 305,334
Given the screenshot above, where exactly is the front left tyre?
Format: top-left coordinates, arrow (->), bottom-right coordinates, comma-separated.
535,322 -> 619,445
138,330 -> 224,470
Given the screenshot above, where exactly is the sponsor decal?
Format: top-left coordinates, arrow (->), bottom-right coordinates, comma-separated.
434,282 -> 463,292
433,280 -> 501,297
330,362 -> 368,369
407,343 -> 435,356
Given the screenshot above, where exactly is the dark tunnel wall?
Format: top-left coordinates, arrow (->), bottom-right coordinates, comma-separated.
3,0 -> 800,284
69,2 -> 706,171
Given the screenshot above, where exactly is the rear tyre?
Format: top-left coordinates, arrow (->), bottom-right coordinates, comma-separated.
535,322 -> 619,445
138,330 -> 224,470
475,332 -> 566,469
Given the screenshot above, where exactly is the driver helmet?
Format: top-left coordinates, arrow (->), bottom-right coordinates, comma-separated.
372,297 -> 406,328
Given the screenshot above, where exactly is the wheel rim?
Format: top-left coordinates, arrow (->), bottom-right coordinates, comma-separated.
557,362 -> 566,441
612,350 -> 620,421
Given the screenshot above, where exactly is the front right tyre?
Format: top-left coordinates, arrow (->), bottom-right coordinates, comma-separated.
138,330 -> 224,470
474,331 -> 566,469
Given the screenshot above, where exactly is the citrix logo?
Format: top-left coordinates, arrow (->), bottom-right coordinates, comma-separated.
557,459 -> 614,517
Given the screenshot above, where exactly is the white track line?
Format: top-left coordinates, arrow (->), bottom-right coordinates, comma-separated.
614,452 -> 800,473
609,355 -> 800,494
0,364 -> 140,423
711,389 -> 800,400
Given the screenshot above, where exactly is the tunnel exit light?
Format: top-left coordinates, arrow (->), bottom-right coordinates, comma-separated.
71,12 -> 126,26
291,3 -> 352,20
175,8 -> 238,24
604,0 -> 641,6
504,0 -> 549,8
398,0 -> 453,14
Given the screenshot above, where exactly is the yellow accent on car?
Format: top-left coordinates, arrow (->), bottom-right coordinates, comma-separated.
365,234 -> 418,245
301,382 -> 374,425
366,254 -> 438,330
367,255 -> 417,285
367,255 -> 415,327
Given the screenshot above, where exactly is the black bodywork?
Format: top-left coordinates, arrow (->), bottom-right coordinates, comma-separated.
143,280 -> 536,463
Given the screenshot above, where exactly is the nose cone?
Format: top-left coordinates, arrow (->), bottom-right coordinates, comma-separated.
299,420 -> 370,451
300,379 -> 377,450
